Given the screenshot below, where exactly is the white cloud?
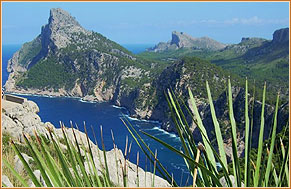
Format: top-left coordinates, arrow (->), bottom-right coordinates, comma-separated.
224,16 -> 263,25
177,16 -> 289,26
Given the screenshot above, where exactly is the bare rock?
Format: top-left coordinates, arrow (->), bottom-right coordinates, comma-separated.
14,153 -> 33,173
2,175 -> 13,187
28,170 -> 46,187
219,175 -> 244,187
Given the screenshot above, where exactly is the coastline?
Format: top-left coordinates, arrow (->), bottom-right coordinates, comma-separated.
5,90 -> 172,135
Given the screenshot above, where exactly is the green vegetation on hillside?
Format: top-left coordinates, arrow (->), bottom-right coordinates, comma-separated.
16,57 -> 77,91
17,37 -> 42,67
139,37 -> 288,103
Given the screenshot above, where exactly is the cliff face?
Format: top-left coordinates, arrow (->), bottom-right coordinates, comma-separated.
148,31 -> 226,52
273,27 -> 289,44
1,97 -> 170,187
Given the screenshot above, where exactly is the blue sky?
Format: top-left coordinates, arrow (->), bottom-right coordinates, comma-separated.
2,2 -> 289,45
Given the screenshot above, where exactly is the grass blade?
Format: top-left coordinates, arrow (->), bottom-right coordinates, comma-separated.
264,93 -> 280,186
280,137 -> 289,186
167,90 -> 192,159
206,81 -> 227,170
35,132 -> 63,187
22,133 -> 53,187
192,148 -> 201,187
111,130 -> 120,186
227,78 -> 241,187
140,130 -> 222,187
59,126 -> 83,186
244,79 -> 251,186
11,140 -> 42,187
122,118 -> 178,186
3,159 -> 29,187
277,145 -> 289,187
100,126 -> 111,187
152,149 -> 157,187
48,130 -> 75,187
266,147 -> 279,186
254,82 -> 266,187
136,151 -> 140,187
188,88 -> 217,173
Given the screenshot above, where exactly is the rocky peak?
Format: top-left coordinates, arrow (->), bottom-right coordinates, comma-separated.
48,8 -> 81,28
272,28 -> 289,44
41,8 -> 90,50
241,37 -> 251,42
171,31 -> 196,48
239,37 -> 267,46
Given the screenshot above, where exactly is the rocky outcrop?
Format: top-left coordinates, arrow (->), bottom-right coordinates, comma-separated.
272,28 -> 289,44
223,37 -> 268,55
2,175 -> 13,187
220,175 -> 244,187
14,153 -> 34,173
148,31 -> 226,52
43,8 -> 90,50
1,98 -> 170,187
2,99 -> 49,142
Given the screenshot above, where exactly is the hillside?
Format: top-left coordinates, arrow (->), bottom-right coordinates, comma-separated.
140,28 -> 289,101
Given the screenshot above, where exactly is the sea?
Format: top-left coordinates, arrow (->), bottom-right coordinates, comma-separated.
2,44 -> 190,186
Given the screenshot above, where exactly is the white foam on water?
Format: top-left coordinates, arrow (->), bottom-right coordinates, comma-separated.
125,116 -> 140,121
124,115 -> 160,124
112,105 -> 126,110
78,99 -> 95,103
153,132 -> 167,136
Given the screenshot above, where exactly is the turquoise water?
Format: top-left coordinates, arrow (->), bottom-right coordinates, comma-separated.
122,44 -> 154,54
2,44 -> 190,186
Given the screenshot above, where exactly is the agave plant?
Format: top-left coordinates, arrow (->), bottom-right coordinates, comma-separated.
124,79 -> 289,187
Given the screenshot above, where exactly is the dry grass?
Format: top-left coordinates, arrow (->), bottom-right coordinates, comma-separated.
2,140 -> 30,187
